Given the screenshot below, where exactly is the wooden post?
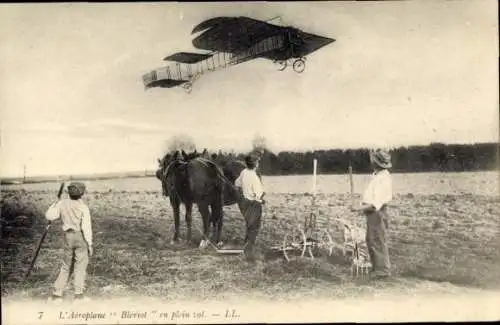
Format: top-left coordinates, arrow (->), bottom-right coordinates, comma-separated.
312,159 -> 317,196
348,163 -> 355,208
310,159 -> 318,230
348,163 -> 354,196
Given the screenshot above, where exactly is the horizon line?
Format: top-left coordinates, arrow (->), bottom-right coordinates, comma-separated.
1,141 -> 498,179
167,140 -> 499,154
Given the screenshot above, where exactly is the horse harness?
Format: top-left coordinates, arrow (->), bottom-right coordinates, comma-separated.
189,157 -> 240,191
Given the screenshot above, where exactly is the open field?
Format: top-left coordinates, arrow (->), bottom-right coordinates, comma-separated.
3,170 -> 499,195
1,172 -> 500,322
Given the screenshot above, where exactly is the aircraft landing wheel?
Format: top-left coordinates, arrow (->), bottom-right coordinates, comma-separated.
275,60 -> 287,71
183,82 -> 193,93
293,59 -> 306,73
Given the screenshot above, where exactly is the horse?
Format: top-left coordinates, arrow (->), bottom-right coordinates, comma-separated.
156,149 -> 246,248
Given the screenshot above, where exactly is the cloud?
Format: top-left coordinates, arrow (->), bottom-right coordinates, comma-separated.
69,118 -> 167,138
1,118 -> 170,139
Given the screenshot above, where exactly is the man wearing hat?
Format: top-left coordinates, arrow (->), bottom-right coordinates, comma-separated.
351,148 -> 393,279
235,154 -> 265,261
45,181 -> 93,302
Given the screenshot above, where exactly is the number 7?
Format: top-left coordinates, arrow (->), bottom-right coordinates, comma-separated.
38,312 -> 43,319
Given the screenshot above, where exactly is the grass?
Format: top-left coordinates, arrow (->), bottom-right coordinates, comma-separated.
1,187 -> 500,303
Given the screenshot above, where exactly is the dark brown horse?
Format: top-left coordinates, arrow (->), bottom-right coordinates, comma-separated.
156,149 -> 246,248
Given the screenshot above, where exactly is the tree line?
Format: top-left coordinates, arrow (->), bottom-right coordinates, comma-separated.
208,142 -> 499,175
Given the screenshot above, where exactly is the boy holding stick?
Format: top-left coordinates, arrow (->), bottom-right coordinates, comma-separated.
46,182 -> 93,302
350,149 -> 393,279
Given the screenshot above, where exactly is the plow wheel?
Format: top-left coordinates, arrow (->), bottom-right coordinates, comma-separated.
306,228 -> 335,259
282,227 -> 307,262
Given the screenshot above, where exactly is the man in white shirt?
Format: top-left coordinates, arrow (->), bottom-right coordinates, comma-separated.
351,149 -> 393,279
235,154 -> 265,261
45,182 -> 93,302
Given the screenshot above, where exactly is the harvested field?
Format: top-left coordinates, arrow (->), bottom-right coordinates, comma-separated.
1,172 -> 500,322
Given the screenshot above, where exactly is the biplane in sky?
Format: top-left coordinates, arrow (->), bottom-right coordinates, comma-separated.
142,16 -> 335,93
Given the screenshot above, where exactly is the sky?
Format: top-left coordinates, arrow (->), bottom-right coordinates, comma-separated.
0,1 -> 498,177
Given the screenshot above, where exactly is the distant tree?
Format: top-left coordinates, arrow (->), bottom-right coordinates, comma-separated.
278,151 -> 295,173
252,134 -> 276,174
251,133 -> 267,155
174,141 -> 498,175
164,134 -> 196,153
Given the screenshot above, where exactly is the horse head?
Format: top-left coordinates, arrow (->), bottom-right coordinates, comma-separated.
181,149 -> 209,161
156,150 -> 189,196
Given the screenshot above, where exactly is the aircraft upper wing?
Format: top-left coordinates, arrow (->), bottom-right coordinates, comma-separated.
261,30 -> 336,60
191,16 -> 285,52
296,31 -> 335,57
191,17 -> 238,34
163,52 -> 214,64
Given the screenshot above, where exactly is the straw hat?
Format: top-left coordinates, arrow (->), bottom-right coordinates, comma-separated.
370,149 -> 392,169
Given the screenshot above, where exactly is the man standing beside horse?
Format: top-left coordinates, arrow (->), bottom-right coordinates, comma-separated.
235,154 -> 265,262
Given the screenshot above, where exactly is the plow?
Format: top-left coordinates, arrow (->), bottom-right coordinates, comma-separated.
269,159 -> 335,261
269,160 -> 372,276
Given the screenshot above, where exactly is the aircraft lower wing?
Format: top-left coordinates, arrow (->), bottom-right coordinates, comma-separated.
163,52 -> 214,64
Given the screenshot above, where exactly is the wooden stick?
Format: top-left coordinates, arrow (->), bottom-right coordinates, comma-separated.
24,182 -> 64,280
196,225 -> 244,255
